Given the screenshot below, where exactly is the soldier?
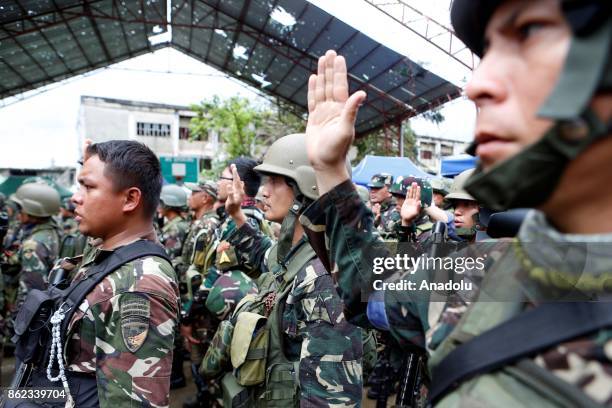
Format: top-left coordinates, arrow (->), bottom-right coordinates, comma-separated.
58,197 -> 79,235
429,178 -> 449,209
368,173 -> 398,237
7,182 -> 62,307
57,196 -> 88,259
211,133 -> 364,406
7,140 -> 179,407
180,180 -> 220,302
302,0 -> 612,402
159,184 -> 190,262
389,176 -> 434,243
444,169 -> 479,242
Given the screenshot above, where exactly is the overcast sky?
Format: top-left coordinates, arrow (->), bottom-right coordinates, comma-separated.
0,0 -> 476,169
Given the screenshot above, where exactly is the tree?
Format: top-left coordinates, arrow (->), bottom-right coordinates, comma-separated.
189,95 -> 305,161
353,121 -> 418,164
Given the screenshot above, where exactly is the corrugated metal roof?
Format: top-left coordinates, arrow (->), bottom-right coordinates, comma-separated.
1,0 -> 461,136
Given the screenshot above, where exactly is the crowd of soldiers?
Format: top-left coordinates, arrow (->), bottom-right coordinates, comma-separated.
1,0 -> 611,406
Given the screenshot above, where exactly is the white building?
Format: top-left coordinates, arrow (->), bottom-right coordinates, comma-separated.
416,135 -> 468,174
77,96 -> 222,171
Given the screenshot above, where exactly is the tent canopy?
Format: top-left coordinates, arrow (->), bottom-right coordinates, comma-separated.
352,155 -> 430,186
441,154 -> 477,177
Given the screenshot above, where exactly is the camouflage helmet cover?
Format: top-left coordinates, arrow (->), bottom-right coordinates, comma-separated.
160,184 -> 188,208
10,182 -> 61,217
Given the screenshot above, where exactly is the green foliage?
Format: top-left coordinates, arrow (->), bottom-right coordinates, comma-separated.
189,95 -> 305,160
353,122 -> 418,164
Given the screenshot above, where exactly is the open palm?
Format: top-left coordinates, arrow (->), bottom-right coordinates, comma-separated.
306,50 -> 366,172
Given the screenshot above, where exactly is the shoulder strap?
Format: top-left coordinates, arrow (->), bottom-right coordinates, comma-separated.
430,302 -> 612,404
59,239 -> 170,333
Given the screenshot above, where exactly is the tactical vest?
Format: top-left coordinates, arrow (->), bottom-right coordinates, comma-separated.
428,241 -> 611,407
7,240 -> 171,408
223,240 -> 316,408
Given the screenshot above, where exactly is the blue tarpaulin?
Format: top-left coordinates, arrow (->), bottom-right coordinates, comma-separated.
352,155 -> 431,186
441,154 -> 478,177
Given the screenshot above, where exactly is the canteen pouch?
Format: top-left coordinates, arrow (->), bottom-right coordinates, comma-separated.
200,319 -> 234,378
221,372 -> 251,408
12,289 -> 55,363
231,312 -> 268,386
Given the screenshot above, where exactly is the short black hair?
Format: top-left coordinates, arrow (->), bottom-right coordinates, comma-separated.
86,140 -> 162,219
227,157 -> 261,197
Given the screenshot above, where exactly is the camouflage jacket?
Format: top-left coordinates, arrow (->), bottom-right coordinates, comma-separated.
65,239 -> 180,408
178,209 -> 220,276
160,215 -> 189,261
197,206 -> 267,284
12,220 -> 61,301
60,216 -> 79,235
227,225 -> 364,406
375,198 -> 399,238
301,180 -> 612,406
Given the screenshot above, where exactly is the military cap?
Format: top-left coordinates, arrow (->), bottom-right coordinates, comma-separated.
160,184 -> 188,208
185,180 -> 218,200
367,173 -> 393,188
389,175 -> 433,208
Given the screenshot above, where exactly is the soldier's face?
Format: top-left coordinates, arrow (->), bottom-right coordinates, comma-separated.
433,193 -> 444,207
369,186 -> 391,204
394,195 -> 405,211
73,155 -> 129,238
453,200 -> 479,229
260,175 -> 294,223
465,0 -> 571,170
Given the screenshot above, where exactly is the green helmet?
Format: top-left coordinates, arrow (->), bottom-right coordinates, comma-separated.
430,178 -> 449,196
254,133 -> 319,200
452,1 -> 612,210
445,169 -> 476,202
160,184 -> 187,208
10,182 -> 61,217
389,176 -> 433,208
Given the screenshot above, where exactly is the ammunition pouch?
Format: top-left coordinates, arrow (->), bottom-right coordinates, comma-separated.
221,372 -> 251,408
231,312 -> 268,387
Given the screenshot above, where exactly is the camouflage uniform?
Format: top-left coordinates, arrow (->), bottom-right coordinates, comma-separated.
65,239 -> 180,407
226,224 -> 364,406
12,219 -> 61,305
300,181 -> 612,405
160,215 -> 189,261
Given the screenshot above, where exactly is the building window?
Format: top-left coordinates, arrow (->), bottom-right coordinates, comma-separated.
420,150 -> 433,160
179,127 -> 191,140
137,122 -> 171,137
441,144 -> 453,156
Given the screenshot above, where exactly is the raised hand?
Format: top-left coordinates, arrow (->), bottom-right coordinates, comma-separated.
225,164 -> 247,226
401,183 -> 422,226
306,50 -> 367,194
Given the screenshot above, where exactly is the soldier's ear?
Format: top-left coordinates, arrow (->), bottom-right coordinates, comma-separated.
123,187 -> 142,214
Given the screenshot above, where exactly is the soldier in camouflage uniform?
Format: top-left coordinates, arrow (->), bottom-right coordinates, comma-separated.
180,180 -> 220,305
7,182 -> 61,308
57,196 -> 88,258
303,4 -> 612,403
159,184 -> 190,262
368,173 -> 398,238
214,133 -> 363,406
48,140 -> 179,407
